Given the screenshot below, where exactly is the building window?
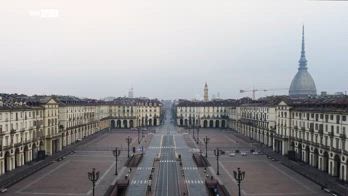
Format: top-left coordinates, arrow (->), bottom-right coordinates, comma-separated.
324,136 -> 328,146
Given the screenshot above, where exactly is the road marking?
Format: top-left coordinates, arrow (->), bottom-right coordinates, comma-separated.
268,163 -> 315,193
16,191 -> 86,195
111,167 -> 127,185
87,160 -> 115,195
225,136 -> 237,144
17,160 -> 71,193
183,167 -> 198,170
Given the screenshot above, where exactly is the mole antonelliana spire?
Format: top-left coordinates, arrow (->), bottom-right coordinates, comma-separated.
289,25 -> 317,97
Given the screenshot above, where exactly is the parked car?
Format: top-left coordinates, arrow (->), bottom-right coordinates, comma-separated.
241,152 -> 247,156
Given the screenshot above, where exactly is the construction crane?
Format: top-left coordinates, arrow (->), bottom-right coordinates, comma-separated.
240,88 -> 288,100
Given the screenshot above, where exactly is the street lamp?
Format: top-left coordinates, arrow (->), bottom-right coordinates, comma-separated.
126,136 -> 132,158
203,136 -> 210,158
138,128 -> 140,144
213,147 -> 220,175
196,125 -> 200,144
88,168 -> 100,196
233,168 -> 246,196
113,147 -> 121,175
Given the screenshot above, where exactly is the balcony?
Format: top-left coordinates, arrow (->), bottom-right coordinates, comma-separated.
309,127 -> 314,133
340,133 -> 346,140
14,142 -> 22,148
328,131 -> 334,138
331,147 -> 341,154
318,129 -> 323,135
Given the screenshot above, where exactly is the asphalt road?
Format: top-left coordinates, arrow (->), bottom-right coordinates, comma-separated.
155,108 -> 180,196
128,103 -> 208,196
155,134 -> 179,196
126,134 -> 161,196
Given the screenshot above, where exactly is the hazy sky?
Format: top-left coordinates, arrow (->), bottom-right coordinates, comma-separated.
0,0 -> 347,100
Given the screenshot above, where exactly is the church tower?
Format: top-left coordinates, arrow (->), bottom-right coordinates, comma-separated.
204,82 -> 209,101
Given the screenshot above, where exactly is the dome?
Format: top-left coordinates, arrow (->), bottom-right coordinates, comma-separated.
289,70 -> 317,96
289,26 -> 317,97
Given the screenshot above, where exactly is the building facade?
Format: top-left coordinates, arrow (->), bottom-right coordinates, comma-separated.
175,99 -> 235,128
108,98 -> 161,129
175,95 -> 348,182
275,98 -> 348,181
0,94 -> 162,176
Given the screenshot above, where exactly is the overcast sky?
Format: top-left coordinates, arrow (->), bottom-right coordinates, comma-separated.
0,0 -> 347,100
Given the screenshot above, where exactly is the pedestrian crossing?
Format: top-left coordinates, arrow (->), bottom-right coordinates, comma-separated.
149,146 -> 175,149
130,178 -> 204,185
136,167 -> 153,171
185,179 -> 204,184
131,179 -> 151,185
182,167 -> 198,170
159,160 -> 176,163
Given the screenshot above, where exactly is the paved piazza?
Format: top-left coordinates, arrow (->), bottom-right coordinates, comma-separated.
1,120 -> 332,196
2,130 -> 140,196
189,128 -> 329,196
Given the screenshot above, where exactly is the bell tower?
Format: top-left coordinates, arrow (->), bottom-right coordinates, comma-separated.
204,82 -> 209,101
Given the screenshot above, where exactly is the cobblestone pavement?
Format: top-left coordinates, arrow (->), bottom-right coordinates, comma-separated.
1,130 -> 145,196
185,128 -> 330,196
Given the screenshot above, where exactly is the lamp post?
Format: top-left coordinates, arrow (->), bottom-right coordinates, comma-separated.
196,126 -> 200,144
126,136 -> 132,158
138,128 -> 140,144
88,168 -> 100,196
214,147 -> 220,175
113,147 -> 121,175
203,136 -> 210,158
233,168 -> 246,196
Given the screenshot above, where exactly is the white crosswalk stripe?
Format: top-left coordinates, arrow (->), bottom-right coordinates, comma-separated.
130,179 -> 151,185
185,179 -> 204,184
137,167 -> 153,170
159,160 -> 176,163
183,167 -> 198,170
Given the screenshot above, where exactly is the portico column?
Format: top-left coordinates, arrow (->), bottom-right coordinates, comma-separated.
340,162 -> 347,181
328,158 -> 334,176
11,156 -> 15,171
309,152 -> 313,166
20,152 -> 24,166
318,155 -> 323,171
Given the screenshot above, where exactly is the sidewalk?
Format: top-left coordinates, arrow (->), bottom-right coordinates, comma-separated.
0,128 -> 108,189
230,129 -> 348,196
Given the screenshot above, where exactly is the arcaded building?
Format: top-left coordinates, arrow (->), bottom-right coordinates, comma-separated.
0,94 -> 162,176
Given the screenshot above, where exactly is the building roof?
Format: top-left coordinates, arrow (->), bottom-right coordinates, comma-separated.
176,99 -> 239,107
280,96 -> 348,113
